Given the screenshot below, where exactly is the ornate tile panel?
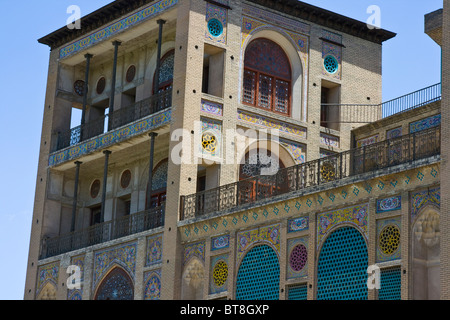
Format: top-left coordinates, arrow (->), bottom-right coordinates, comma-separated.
356,134 -> 379,148
146,234 -> 163,267
49,109 -> 171,167
36,262 -> 59,297
287,237 -> 308,279
287,216 -> 309,233
59,0 -> 178,59
237,110 -> 307,139
409,114 -> 441,133
211,234 -> 230,251
376,196 -> 401,213
236,224 -> 280,265
143,269 -> 161,300
410,187 -> 440,223
376,217 -> 401,262
317,204 -> 369,249
210,254 -> 229,294
386,127 -> 402,140
279,138 -> 306,164
205,3 -> 227,44
68,255 -> 85,300
201,99 -> 223,116
320,133 -> 340,148
184,241 -> 206,265
93,242 -> 137,290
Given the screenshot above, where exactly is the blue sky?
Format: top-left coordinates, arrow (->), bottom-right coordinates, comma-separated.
0,0 -> 442,300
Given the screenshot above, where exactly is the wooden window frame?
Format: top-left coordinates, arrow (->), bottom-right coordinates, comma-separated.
242,66 -> 291,116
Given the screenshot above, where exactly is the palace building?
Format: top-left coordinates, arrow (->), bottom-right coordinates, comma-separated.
24,0 -> 449,300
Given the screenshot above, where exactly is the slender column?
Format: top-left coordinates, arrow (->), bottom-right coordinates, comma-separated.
70,161 -> 82,232
153,20 -> 166,94
100,150 -> 112,223
108,41 -> 121,130
80,54 -> 93,136
145,133 -> 158,210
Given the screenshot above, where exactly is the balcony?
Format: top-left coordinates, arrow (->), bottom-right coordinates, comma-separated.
41,205 -> 165,259
54,90 -> 172,153
320,83 -> 441,125
180,125 -> 440,221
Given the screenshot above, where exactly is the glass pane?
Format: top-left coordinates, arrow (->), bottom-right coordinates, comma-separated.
275,79 -> 289,114
258,74 -> 272,110
243,70 -> 256,104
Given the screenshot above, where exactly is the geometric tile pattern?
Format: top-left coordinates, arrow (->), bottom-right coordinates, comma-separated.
146,234 -> 163,267
236,224 -> 280,266
143,269 -> 161,300
236,244 -> 280,300
317,204 -> 369,249
376,217 -> 401,262
36,262 -> 59,297
93,242 -> 137,291
317,226 -> 368,300
59,0 -> 178,59
49,109 -> 172,166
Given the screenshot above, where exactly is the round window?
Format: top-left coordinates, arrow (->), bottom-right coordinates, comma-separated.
289,244 -> 307,272
212,260 -> 228,287
324,55 -> 339,74
207,18 -> 223,37
379,225 -> 400,255
202,132 -> 217,153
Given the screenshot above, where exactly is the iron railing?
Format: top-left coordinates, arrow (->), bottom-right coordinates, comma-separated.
41,205 -> 165,259
54,90 -> 172,152
180,126 -> 440,220
320,83 -> 441,124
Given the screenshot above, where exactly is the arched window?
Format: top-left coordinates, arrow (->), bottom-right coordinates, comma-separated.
153,50 -> 174,110
94,267 -> 134,300
236,244 -> 280,300
238,149 -> 285,205
146,159 -> 168,208
243,38 -> 291,116
153,49 -> 174,94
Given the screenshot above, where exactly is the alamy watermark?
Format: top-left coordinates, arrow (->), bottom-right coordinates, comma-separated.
66,5 -> 81,30
366,5 -> 381,30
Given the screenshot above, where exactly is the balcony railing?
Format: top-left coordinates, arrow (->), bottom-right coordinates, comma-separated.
54,90 -> 172,152
320,83 -> 441,124
41,205 -> 165,259
180,125 -> 441,220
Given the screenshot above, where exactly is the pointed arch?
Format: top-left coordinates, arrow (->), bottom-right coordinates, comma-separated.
94,266 -> 134,300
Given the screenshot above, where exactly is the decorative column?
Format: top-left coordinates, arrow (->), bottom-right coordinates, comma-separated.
100,150 -> 111,223
70,161 -> 82,232
145,132 -> 158,210
153,19 -> 166,95
108,41 -> 121,130
80,53 -> 93,140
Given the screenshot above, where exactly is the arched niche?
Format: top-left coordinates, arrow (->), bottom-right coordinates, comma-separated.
93,266 -> 134,300
37,282 -> 57,300
181,258 -> 205,300
411,206 -> 440,300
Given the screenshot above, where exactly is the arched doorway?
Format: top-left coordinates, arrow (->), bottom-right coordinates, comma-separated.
317,226 -> 368,300
94,267 -> 134,300
236,244 -> 280,300
238,148 -> 286,205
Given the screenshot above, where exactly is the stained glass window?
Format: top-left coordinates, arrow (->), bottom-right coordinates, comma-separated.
243,38 -> 291,115
95,268 -> 134,300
